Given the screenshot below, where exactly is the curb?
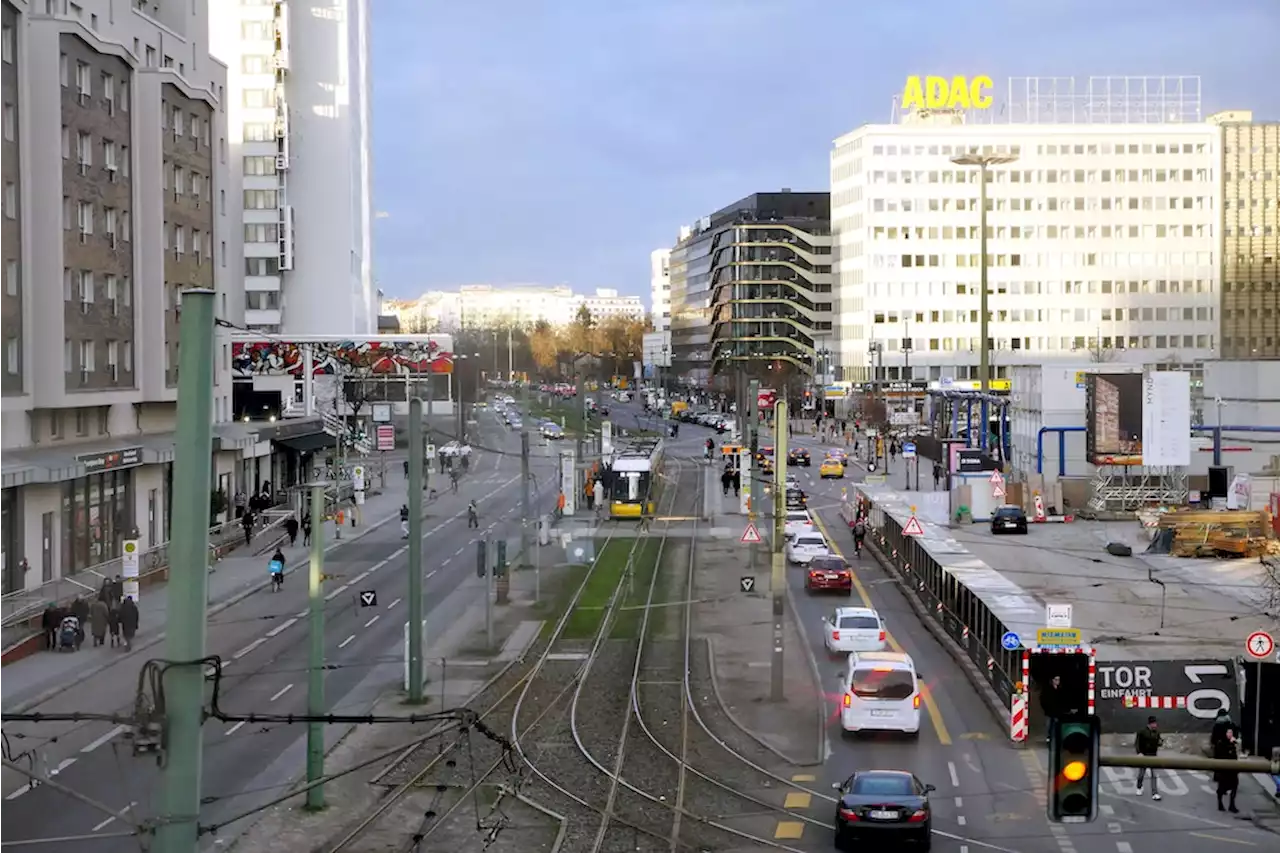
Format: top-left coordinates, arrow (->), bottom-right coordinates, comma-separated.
784,578 -> 830,766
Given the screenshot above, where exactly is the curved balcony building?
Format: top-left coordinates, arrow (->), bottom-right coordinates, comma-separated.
669,191 -> 833,389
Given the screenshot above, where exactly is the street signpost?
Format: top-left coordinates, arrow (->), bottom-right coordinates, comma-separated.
902,441 -> 916,458
1246,630 -> 1274,659
376,424 -> 395,451
903,506 -> 924,536
991,469 -> 1006,498
121,539 -> 140,602
1001,631 -> 1022,651
1046,603 -> 1073,628
1036,627 -> 1082,648
741,522 -> 762,544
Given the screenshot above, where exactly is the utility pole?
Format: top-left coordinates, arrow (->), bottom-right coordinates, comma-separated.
770,400 -> 788,703
520,381 -> 532,577
305,483 -> 326,810
407,397 -> 425,703
153,288 -> 216,853
424,374 -> 433,493
485,538 -> 495,648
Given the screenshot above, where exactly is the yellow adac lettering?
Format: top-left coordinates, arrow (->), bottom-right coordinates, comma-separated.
924,76 -> 948,109
901,76 -> 925,110
947,75 -> 972,109
970,75 -> 994,109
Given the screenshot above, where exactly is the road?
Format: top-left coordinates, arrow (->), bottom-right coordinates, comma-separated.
0,408 -> 563,852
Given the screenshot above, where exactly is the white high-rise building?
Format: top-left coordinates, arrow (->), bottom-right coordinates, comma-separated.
385,286 -> 645,332
830,77 -> 1222,387
210,0 -> 375,336
650,248 -> 671,332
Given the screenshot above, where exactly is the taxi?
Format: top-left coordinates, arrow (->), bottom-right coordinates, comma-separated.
820,456 -> 846,479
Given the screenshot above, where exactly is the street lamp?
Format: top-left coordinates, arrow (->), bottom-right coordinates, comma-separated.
952,152 -> 1018,453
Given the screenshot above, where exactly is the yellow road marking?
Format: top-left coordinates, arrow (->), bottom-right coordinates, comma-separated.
791,773 -> 816,783
961,732 -> 990,740
773,821 -> 805,840
811,513 -> 953,746
783,791 -> 812,809
1190,832 -> 1257,846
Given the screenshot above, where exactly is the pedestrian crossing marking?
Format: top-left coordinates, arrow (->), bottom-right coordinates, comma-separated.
773,821 -> 805,839
783,792 -> 812,809
791,774 -> 816,783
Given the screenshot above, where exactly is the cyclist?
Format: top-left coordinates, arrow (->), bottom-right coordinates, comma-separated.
268,548 -> 285,591
400,504 -> 410,539
704,438 -> 714,462
467,500 -> 479,529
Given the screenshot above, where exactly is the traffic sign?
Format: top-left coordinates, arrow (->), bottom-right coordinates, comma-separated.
902,515 -> 925,536
740,576 -> 756,593
990,470 -> 1005,485
993,484 -> 1006,498
376,424 -> 395,452
359,590 -> 378,607
1046,603 -> 1073,628
1246,630 -> 1274,659
1036,627 -> 1082,648
1001,631 -> 1022,651
740,522 -> 763,544
426,444 -> 436,457
902,442 -> 917,459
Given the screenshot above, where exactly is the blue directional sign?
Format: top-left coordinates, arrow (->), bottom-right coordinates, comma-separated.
902,441 -> 917,459
1001,631 -> 1022,651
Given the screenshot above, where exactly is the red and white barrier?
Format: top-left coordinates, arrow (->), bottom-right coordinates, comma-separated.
1123,695 -> 1187,710
1011,695 -> 1028,742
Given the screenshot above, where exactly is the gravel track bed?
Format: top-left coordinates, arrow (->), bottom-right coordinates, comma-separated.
595,824 -> 671,853
572,641 -> 634,773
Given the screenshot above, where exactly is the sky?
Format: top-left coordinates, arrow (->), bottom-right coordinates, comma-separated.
370,0 -> 1280,303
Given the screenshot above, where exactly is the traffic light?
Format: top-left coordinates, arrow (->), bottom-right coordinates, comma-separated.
495,540 -> 508,578
475,540 -> 487,578
1048,715 -> 1100,823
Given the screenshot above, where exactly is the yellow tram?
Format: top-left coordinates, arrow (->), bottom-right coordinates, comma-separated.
607,438 -> 665,518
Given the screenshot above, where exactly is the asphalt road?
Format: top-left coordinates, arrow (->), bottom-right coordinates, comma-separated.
0,410 -> 562,852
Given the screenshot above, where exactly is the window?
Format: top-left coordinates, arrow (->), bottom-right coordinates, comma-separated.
63,267 -> 72,300
76,131 -> 92,166
190,114 -> 200,140
3,182 -> 14,219
193,229 -> 203,261
103,139 -> 117,172
104,207 -> 117,243
171,106 -> 184,136
244,257 -> 281,276
5,260 -> 17,296
59,52 -> 69,85
4,338 -> 17,375
245,290 -> 281,310
121,210 -> 131,242
120,144 -> 129,177
122,341 -> 133,372
107,340 -> 119,371
75,61 -> 91,98
242,88 -> 275,108
2,24 -> 14,63
190,171 -> 202,201
101,73 -> 115,112
79,340 -> 95,372
77,269 -> 94,303
121,275 -> 131,308
64,339 -> 72,373
243,155 -> 277,176
241,55 -> 269,74
243,189 -> 277,209
61,125 -> 70,158
174,225 -> 185,257
244,223 -> 279,243
2,102 -> 14,141
106,274 -> 118,312
120,81 -> 129,112
243,122 -> 273,141
173,164 -> 184,195
77,201 -> 93,236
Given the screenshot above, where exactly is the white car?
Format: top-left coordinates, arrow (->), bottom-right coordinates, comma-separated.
785,474 -> 801,490
784,510 -> 814,541
822,606 -> 887,655
786,532 -> 830,565
840,651 -> 921,737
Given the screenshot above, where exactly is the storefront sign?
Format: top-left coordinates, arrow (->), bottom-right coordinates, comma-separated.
901,75 -> 995,111
77,446 -> 143,473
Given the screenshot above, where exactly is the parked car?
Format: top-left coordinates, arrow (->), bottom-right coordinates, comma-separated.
991,505 -> 1029,535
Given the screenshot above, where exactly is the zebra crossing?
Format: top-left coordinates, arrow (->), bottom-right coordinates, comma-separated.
1101,765 -> 1220,798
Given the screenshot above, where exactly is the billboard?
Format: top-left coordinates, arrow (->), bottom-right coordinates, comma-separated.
1085,372 -> 1190,467
230,336 -> 453,379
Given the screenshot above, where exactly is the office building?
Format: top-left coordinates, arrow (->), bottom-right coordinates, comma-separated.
209,0 -> 376,335
1,0 -> 248,593
1209,111 -> 1279,359
668,191 -> 833,389
830,76 -> 1222,391
650,248 -> 671,332
385,285 -> 645,332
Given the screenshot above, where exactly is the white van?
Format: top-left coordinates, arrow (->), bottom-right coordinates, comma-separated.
840,651 -> 921,737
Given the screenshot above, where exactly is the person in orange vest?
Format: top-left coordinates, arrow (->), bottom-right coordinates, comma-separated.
556,491 -> 566,517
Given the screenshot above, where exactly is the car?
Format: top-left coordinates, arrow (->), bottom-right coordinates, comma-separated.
473,401 -> 488,410
806,556 -> 855,596
822,604 -> 887,653
786,532 -> 830,566
784,487 -> 807,510
788,448 -> 812,467
827,448 -> 849,463
508,418 -> 523,430
541,423 -> 564,440
832,770 -> 934,851
991,504 -> 1028,534
784,509 -> 814,540
839,651 -> 921,737
785,474 -> 801,490
820,458 -> 846,479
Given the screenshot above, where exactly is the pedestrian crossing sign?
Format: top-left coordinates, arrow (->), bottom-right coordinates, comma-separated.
903,515 -> 925,536
740,522 -> 763,544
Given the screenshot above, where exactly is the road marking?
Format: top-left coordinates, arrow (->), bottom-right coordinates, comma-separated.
957,815 -> 967,826
454,546 -> 466,556
92,801 -> 136,832
791,774 -> 815,783
269,684 -> 294,702
50,758 -> 75,776
338,634 -> 356,649
294,610 -> 307,619
426,569 -> 437,580
773,820 -> 804,840
81,725 -> 129,754
324,583 -> 351,601
266,617 -> 298,637
350,571 -> 370,584
5,785 -> 30,800
1116,843 -> 1133,853
233,638 -> 267,659
783,791 -> 811,809
364,615 -> 380,628
810,511 -> 952,745
387,597 -> 402,610
442,557 -> 452,565
948,761 -> 960,788
224,721 -> 246,736
1188,833 -> 1256,847
955,796 -> 963,807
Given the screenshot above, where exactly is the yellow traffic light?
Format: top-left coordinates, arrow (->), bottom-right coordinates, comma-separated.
1062,760 -> 1087,782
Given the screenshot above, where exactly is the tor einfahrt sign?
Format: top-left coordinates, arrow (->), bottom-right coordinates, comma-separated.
901,75 -> 995,111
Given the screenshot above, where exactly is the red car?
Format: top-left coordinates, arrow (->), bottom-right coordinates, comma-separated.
806,555 -> 854,595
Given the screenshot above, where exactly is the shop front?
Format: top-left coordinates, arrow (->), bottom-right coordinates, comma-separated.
2,488 -> 21,594
60,448 -> 140,576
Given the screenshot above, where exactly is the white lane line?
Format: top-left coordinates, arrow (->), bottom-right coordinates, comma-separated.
224,721 -> 246,736
1099,804 -> 1115,817
454,546 -> 465,556
1116,844 -> 1132,853
426,569 -> 437,580
294,610 -> 307,619
92,801 -> 136,832
5,784 -> 30,800
269,683 -> 294,702
364,615 -> 380,628
338,634 -> 356,649
386,597 -> 402,610
233,638 -> 267,659
50,758 -> 75,776
324,583 -> 351,601
954,796 -> 963,808
948,761 -> 960,788
266,617 -> 299,638
442,557 -> 452,566
81,724 -> 129,754
350,571 -> 370,584
957,815 -> 967,826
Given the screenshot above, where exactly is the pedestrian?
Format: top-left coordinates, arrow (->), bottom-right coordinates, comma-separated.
1213,728 -> 1240,812
1135,715 -> 1163,800
1040,674 -> 1062,742
301,512 -> 312,547
110,574 -> 124,606
400,504 -> 410,539
70,596 -> 90,649
467,500 -> 479,529
721,468 -> 732,496
241,510 -> 254,547
285,515 -> 299,546
41,603 -> 60,650
732,469 -> 741,497
933,463 -> 942,489
403,459 -> 409,477
90,598 -> 110,647
586,479 -> 596,510
1210,707 -> 1235,752
98,578 -> 112,604
118,596 -> 139,651
107,604 -> 121,647
234,490 -> 247,519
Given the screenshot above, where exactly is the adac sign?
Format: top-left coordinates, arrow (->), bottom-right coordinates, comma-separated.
902,75 -> 995,111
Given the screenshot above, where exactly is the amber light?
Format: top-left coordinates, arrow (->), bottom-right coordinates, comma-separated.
1062,760 -> 1087,782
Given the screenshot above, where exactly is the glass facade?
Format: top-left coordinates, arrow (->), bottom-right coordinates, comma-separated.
1,489 -> 18,594
61,470 -> 136,574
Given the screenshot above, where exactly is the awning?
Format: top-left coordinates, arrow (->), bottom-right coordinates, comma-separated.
274,432 -> 338,454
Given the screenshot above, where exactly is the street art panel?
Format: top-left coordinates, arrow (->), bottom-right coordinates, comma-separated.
231,337 -> 454,379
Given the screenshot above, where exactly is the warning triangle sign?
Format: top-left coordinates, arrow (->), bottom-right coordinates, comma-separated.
740,522 -> 763,544
903,515 -> 925,536
993,485 -> 1006,498
989,470 -> 1005,485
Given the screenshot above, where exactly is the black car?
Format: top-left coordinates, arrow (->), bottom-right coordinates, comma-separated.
991,504 -> 1029,535
833,770 -> 934,850
788,448 -> 812,467
785,487 -> 807,510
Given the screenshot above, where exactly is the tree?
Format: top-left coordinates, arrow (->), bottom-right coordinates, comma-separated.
567,304 -> 597,354
529,321 -> 561,374
338,347 -> 394,422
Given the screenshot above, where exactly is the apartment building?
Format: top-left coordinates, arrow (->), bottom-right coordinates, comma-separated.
209,0 -> 376,335
650,248 -> 671,332
386,285 -> 645,332
830,80 -> 1222,389
1210,110 -> 1279,359
0,0 -> 247,595
668,191 -> 834,389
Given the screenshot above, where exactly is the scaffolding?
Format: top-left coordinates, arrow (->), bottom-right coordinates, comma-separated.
1086,465 -> 1188,513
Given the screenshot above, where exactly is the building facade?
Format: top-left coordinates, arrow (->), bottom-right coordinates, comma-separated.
1210,111 -> 1279,359
830,105 -> 1223,392
1,0 -> 249,595
385,285 -> 645,332
668,191 -> 833,389
650,248 -> 671,332
210,0 -> 376,336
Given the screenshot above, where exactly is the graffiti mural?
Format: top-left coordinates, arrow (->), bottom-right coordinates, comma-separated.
231,338 -> 454,379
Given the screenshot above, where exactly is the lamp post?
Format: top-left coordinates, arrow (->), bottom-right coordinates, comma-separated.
867,340 -> 884,427
952,152 -> 1018,453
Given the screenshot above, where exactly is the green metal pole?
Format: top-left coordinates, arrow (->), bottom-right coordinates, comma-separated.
407,397 -> 425,703
153,288 -> 216,853
770,400 -> 788,702
305,484 -> 326,810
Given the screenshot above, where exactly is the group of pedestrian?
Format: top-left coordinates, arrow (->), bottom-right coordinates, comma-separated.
719,464 -> 741,498
40,577 -> 139,653
1133,707 -> 1248,812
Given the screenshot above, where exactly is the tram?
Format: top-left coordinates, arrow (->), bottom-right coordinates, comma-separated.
606,437 -> 665,518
